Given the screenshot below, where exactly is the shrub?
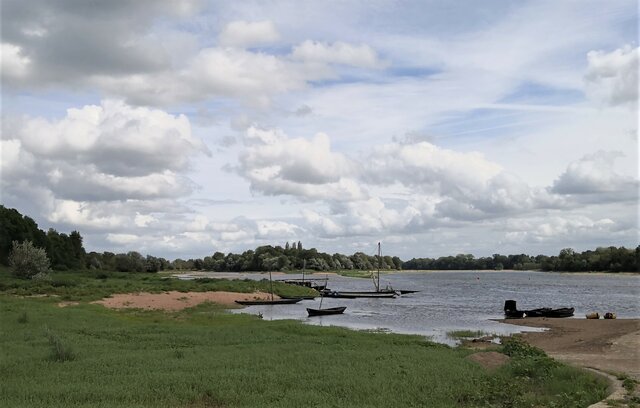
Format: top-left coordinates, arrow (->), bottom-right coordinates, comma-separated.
8,240 -> 51,279
45,327 -> 75,362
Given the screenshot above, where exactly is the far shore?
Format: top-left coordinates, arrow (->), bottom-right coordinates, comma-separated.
171,269 -> 639,278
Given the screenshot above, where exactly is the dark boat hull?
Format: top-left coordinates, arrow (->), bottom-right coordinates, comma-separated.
235,299 -> 302,306
523,307 -> 574,318
324,291 -> 396,298
280,295 -> 316,300
306,306 -> 347,316
504,300 -> 574,318
396,290 -> 420,295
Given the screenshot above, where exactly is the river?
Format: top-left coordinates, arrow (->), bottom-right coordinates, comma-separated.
178,270 -> 640,345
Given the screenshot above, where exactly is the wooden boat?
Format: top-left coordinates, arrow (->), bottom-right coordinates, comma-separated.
280,261 -> 327,291
307,306 -> 346,316
235,298 -> 302,306
306,275 -> 346,316
323,290 -> 396,298
235,271 -> 302,306
523,307 -> 574,318
504,300 -> 574,318
396,289 -> 420,295
280,295 -> 316,300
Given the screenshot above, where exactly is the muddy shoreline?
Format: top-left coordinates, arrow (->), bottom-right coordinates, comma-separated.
500,317 -> 640,379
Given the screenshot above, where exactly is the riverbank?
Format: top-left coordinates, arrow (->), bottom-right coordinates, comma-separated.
501,318 -> 640,380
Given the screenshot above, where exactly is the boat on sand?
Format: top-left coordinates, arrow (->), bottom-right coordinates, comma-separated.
504,300 -> 574,318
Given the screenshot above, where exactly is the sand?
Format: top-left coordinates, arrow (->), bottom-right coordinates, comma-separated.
92,291 -> 276,311
501,317 -> 640,380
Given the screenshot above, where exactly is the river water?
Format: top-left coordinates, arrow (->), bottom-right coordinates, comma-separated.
179,271 -> 640,345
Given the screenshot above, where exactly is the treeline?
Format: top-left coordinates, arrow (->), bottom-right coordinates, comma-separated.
0,205 -> 400,273
0,206 -> 86,270
403,246 -> 639,272
1,205 -> 638,273
173,243 -> 403,272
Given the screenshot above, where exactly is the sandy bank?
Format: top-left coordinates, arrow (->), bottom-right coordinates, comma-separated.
501,317 -> 640,379
92,291 -> 276,311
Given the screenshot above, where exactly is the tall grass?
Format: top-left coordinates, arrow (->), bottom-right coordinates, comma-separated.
44,327 -> 75,362
0,296 -> 608,408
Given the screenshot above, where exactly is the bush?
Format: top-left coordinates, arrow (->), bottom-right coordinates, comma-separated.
8,240 -> 51,279
45,327 -> 75,362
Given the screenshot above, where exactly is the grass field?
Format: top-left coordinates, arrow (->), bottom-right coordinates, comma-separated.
0,268 -> 609,407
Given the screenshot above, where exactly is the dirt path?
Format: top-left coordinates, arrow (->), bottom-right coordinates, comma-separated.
501,318 -> 640,379
92,291 -> 275,311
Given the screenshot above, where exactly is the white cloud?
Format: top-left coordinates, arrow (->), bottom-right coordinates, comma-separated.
291,40 -> 385,69
1,43 -> 31,79
256,220 -> 301,238
106,233 -> 140,245
49,200 -> 126,229
551,151 -> 638,197
218,20 -> 280,48
505,215 -> 619,244
134,213 -> 156,228
4,100 -> 207,202
363,141 -> 502,195
237,126 -> 365,201
585,45 -> 639,106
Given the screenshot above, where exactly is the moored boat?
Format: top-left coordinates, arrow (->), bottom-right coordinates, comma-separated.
235,298 -> 302,306
324,290 -> 396,298
504,300 -> 574,318
306,306 -> 347,316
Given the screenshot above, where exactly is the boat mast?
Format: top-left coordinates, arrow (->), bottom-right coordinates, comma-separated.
269,270 -> 274,302
377,242 -> 381,292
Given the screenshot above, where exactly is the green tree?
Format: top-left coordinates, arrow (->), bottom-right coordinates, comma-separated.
9,240 -> 51,279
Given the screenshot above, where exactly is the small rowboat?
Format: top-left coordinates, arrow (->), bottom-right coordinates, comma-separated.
306,306 -> 346,316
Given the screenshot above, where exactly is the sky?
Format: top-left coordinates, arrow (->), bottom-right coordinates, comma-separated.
1,0 -> 638,260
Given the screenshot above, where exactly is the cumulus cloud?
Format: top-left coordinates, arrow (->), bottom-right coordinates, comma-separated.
1,100 -> 209,231
1,43 -> 31,80
17,100 -> 207,177
585,45 -> 639,106
1,0 -> 197,87
504,215 -> 620,244
236,126 -> 365,201
218,20 -> 280,48
1,2 -> 384,107
551,151 -> 638,200
363,141 -> 502,195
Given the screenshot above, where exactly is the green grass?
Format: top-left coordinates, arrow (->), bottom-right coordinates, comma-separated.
446,330 -> 488,339
0,268 -> 316,301
0,268 -> 609,407
0,294 -> 609,408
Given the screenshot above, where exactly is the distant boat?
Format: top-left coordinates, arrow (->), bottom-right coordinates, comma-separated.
280,295 -> 316,300
396,289 -> 420,295
235,271 -> 302,306
306,306 -> 346,316
323,290 -> 396,298
280,260 -> 327,291
235,298 -> 302,306
504,300 -> 574,318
